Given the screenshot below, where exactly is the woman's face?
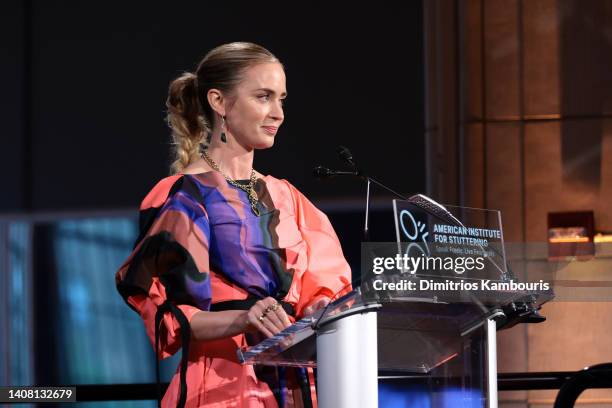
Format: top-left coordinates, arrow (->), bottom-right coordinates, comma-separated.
225,62 -> 286,150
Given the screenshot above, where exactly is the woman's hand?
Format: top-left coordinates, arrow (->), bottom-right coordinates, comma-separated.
302,295 -> 331,316
245,297 -> 292,338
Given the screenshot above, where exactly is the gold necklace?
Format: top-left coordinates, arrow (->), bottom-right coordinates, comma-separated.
201,150 -> 260,216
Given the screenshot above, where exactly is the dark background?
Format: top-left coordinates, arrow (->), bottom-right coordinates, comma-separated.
1,1 -> 425,213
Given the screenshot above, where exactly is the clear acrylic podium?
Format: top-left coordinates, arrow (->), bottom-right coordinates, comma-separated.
238,198 -> 554,408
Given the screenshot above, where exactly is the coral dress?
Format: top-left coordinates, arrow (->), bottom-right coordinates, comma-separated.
115,172 -> 352,408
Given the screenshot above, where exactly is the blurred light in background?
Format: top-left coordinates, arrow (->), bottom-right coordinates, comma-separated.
1,215 -> 180,408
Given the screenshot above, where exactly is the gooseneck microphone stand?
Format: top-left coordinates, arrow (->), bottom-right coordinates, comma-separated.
313,146 -> 408,241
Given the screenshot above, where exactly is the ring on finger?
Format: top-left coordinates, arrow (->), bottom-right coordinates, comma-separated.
265,302 -> 280,313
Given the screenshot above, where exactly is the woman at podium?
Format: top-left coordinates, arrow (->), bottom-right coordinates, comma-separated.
115,42 -> 351,408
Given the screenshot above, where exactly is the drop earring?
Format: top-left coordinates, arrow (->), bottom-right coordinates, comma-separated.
220,116 -> 227,143
206,131 -> 212,144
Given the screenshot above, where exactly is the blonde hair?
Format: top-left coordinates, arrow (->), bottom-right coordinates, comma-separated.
166,42 -> 280,174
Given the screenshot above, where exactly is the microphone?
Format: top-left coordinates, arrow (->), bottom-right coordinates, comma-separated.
313,165 -> 333,178
313,165 -> 358,179
336,145 -> 357,169
314,146 -> 407,242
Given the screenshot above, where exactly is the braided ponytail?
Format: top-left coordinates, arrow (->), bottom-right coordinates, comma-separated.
166,73 -> 209,174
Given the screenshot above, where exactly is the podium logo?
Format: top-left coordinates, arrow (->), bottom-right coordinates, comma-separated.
399,210 -> 430,258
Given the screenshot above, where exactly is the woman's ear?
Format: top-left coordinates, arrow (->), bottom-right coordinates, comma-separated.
207,89 -> 225,117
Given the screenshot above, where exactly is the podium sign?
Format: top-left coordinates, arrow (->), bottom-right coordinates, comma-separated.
392,198 -> 508,281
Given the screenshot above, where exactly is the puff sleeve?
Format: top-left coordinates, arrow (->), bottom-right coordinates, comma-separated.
115,175 -> 212,358
283,180 -> 352,317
